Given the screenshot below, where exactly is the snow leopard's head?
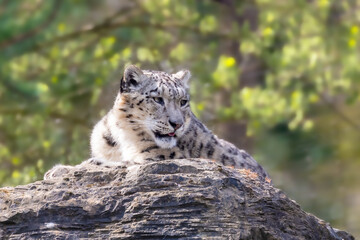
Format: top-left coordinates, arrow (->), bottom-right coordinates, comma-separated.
116,65 -> 192,149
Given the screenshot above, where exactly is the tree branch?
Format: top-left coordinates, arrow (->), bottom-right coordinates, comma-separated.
28,15 -> 238,55
0,108 -> 89,126
0,0 -> 62,50
1,79 -> 38,100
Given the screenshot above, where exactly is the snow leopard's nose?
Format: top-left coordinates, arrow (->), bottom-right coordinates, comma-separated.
169,120 -> 183,131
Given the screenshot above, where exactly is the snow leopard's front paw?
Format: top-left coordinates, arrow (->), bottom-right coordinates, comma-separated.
81,157 -> 125,168
81,157 -> 107,166
44,164 -> 74,180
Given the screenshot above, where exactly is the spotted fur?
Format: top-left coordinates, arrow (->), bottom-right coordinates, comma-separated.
45,65 -> 269,180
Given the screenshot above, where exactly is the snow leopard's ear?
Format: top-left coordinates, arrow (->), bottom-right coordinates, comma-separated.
173,69 -> 191,88
121,65 -> 145,93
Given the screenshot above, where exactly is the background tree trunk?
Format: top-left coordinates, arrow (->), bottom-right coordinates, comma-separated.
213,0 -> 265,151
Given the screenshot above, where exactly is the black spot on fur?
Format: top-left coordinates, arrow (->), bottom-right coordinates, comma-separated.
150,88 -> 158,93
141,145 -> 159,153
211,136 -> 219,145
129,103 -> 134,108
206,143 -> 215,158
119,108 -> 127,112
126,114 -> 133,118
89,159 -> 102,166
103,134 -> 117,147
199,143 -> 203,153
187,139 -> 195,156
220,154 -> 229,165
137,131 -> 146,136
195,119 -> 208,133
157,155 -> 165,160
137,99 -> 144,105
228,147 -> 238,155
195,143 -> 203,158
178,142 -> 185,151
229,157 -> 235,165
241,152 -> 251,159
141,138 -> 152,142
169,152 -> 176,159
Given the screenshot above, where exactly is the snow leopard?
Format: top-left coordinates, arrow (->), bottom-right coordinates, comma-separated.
45,65 -> 270,181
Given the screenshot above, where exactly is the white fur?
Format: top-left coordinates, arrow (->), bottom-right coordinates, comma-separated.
154,136 -> 177,149
107,113 -> 146,165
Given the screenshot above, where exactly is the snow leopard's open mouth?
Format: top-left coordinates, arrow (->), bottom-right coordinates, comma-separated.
152,130 -> 178,148
154,131 -> 176,139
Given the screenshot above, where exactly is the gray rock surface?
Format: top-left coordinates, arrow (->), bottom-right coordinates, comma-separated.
0,158 -> 354,239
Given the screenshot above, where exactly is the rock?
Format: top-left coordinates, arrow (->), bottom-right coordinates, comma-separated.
0,158 -> 354,239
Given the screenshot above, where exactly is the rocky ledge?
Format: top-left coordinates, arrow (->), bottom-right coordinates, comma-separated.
0,158 -> 354,239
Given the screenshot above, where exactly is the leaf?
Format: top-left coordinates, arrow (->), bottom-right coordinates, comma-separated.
199,15 -> 218,33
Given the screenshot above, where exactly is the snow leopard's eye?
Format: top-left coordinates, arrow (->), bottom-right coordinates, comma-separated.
152,97 -> 164,105
180,99 -> 188,107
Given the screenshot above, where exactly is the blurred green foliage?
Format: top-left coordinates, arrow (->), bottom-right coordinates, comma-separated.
0,0 -> 359,237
